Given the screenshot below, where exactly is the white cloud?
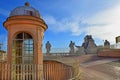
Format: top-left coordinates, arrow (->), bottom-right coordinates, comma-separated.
84,4 -> 120,44
44,15 -> 85,36
44,2 -> 120,44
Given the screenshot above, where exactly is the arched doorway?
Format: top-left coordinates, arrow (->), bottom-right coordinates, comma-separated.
12,32 -> 35,80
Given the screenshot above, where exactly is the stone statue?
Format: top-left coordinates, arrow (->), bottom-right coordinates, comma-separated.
46,41 -> 51,55
82,35 -> 97,54
69,41 -> 75,54
104,40 -> 110,48
0,43 -> 3,50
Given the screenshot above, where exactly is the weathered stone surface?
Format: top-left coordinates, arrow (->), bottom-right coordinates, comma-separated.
82,35 -> 97,54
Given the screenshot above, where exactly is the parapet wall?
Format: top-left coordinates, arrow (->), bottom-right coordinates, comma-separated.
98,48 -> 120,58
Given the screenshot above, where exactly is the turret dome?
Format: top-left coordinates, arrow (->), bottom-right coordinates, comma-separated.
10,2 -> 41,18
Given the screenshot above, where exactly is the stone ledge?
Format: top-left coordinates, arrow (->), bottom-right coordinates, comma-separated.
98,49 -> 120,58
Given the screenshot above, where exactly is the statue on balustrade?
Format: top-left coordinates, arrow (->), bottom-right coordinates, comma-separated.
69,41 -> 75,54
104,40 -> 110,48
81,35 -> 97,54
77,35 -> 97,54
46,41 -> 51,55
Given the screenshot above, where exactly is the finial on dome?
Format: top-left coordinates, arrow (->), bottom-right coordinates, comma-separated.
25,2 -> 30,7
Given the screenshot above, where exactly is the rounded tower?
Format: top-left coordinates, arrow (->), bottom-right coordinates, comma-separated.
4,2 -> 47,80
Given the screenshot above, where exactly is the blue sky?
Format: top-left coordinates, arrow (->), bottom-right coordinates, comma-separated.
0,0 -> 120,50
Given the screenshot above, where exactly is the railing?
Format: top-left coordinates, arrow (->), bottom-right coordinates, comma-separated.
110,43 -> 120,49
0,64 -> 43,80
42,48 -> 70,53
43,60 -> 81,80
43,48 -> 80,57
43,53 -> 70,57
0,62 -> 81,80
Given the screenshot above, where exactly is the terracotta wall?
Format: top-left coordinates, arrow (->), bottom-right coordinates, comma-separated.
0,63 -> 1,80
43,60 -> 73,80
98,49 -> 120,58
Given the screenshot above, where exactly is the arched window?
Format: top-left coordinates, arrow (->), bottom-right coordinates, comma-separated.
12,32 -> 34,64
